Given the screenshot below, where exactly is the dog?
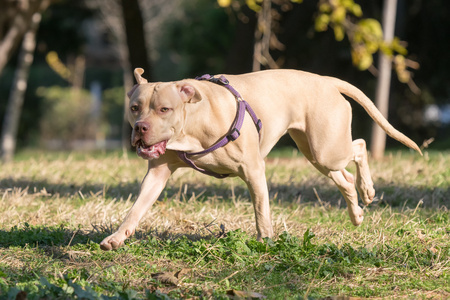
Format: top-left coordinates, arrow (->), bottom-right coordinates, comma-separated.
99,68 -> 421,251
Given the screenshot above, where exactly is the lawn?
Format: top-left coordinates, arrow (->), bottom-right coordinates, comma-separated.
0,149 -> 449,299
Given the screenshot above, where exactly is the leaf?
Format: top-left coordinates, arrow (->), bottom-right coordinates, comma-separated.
146,290 -> 173,300
62,284 -> 74,295
429,247 -> 438,254
217,0 -> 232,7
358,19 -> 383,40
118,289 -> 139,300
351,3 -> 362,17
315,14 -> 330,32
365,40 -> 379,54
302,228 -> 315,249
391,37 -> 408,55
151,272 -> 179,286
235,240 -> 251,254
358,52 -> 373,70
333,25 -> 345,42
226,289 -> 267,299
319,3 -> 332,13
174,268 -> 190,279
151,268 -> 189,286
351,47 -> 373,70
331,6 -> 346,23
394,55 -> 411,83
379,41 -> 393,57
245,0 -> 262,12
70,282 -> 100,300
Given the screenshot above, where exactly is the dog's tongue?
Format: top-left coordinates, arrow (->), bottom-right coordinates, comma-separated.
137,140 -> 167,160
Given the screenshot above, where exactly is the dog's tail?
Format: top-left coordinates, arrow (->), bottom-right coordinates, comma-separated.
325,76 -> 422,155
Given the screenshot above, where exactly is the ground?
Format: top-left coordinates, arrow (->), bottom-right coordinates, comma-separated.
0,149 -> 449,299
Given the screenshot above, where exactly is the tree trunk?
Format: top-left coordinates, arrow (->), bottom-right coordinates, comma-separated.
0,12 -> 29,75
370,0 -> 398,159
120,0 -> 151,80
120,0 -> 152,153
1,5 -> 47,162
252,0 -> 279,71
224,6 -> 256,74
121,54 -> 133,157
0,0 -> 49,76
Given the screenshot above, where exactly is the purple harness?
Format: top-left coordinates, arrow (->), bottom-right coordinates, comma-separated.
176,74 -> 262,178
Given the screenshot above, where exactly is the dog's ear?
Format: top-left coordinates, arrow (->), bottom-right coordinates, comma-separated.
127,84 -> 138,99
134,68 -> 148,84
128,68 -> 147,99
178,83 -> 202,103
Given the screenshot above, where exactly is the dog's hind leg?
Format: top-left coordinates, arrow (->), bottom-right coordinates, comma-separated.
288,129 -> 364,226
352,139 -> 375,205
325,140 -> 376,225
328,169 -> 364,226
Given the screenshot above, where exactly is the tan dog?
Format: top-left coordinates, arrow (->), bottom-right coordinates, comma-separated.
99,68 -> 421,251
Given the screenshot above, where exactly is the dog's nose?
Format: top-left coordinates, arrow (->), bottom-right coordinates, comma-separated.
134,121 -> 150,134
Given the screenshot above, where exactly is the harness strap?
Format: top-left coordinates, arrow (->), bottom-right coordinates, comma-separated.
176,74 -> 262,178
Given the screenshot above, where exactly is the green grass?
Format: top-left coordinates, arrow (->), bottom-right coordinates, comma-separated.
0,149 -> 449,299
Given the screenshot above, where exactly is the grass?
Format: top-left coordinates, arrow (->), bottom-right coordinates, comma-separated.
0,148 -> 449,299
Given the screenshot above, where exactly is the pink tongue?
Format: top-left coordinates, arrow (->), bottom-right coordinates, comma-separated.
138,140 -> 166,159
153,141 -> 166,153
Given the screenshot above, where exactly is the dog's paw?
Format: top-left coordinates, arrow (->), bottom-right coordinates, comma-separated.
359,186 -> 375,206
100,229 -> 135,251
357,179 -> 375,206
363,187 -> 375,205
99,234 -> 124,251
348,205 -> 364,226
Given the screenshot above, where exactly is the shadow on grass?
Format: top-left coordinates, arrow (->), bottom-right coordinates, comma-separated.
1,172 -> 449,208
0,222 -> 220,250
1,173 -> 448,250
0,177 -> 141,201
0,224 -> 104,249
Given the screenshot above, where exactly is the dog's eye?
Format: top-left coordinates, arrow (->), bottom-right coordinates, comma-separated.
130,105 -> 139,112
160,107 -> 170,113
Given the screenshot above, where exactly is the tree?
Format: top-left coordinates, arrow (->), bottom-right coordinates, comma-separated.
0,0 -> 51,163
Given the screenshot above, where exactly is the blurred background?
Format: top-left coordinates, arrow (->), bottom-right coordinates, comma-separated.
0,0 -> 449,162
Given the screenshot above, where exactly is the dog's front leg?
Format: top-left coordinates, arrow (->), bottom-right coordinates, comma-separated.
100,162 -> 173,251
241,161 -> 274,241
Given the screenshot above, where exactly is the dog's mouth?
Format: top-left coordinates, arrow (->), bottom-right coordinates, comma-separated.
135,140 -> 167,160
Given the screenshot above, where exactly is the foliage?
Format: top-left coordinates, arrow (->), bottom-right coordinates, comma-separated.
217,0 -> 417,84
36,86 -> 125,145
37,86 -> 97,145
102,87 -> 126,139
2,275 -> 173,300
315,0 -> 415,84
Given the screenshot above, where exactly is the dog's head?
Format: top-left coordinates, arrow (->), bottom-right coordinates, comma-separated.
127,68 -> 202,160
